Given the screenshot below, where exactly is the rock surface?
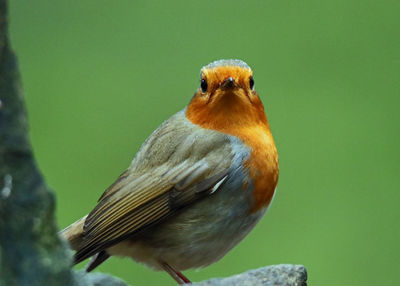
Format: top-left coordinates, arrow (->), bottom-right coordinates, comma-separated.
0,0 -> 307,285
193,265 -> 307,286
75,271 -> 129,286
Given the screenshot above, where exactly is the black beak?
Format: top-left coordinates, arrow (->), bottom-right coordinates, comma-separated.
221,77 -> 235,88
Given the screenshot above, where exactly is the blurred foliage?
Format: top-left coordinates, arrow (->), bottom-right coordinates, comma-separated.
9,0 -> 400,285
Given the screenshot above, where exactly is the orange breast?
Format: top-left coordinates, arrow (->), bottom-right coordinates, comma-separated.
186,93 -> 279,212
236,124 -> 279,212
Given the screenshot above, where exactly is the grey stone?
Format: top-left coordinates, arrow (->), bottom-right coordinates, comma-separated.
192,264 -> 307,286
75,270 -> 129,286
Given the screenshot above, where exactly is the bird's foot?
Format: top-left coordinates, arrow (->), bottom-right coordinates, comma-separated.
161,261 -> 191,285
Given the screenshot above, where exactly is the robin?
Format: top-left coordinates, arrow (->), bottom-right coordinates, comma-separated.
61,59 -> 279,284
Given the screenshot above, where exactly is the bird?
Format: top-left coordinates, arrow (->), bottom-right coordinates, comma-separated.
60,59 -> 279,284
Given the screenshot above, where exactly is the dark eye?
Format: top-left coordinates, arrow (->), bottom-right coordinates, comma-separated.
201,79 -> 208,92
249,76 -> 254,90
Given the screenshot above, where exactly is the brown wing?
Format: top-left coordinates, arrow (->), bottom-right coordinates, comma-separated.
74,159 -> 229,263
74,111 -> 234,263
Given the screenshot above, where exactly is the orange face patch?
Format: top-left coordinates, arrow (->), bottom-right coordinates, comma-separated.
186,64 -> 279,212
201,66 -> 253,94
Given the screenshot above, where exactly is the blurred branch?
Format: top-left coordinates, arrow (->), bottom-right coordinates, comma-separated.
0,0 -> 125,285
0,0 -> 76,284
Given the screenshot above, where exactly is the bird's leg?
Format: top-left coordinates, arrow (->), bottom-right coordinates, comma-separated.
160,261 -> 191,285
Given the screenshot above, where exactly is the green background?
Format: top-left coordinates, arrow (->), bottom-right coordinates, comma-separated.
9,1 -> 400,285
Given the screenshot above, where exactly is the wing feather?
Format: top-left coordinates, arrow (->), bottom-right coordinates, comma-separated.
75,160 -> 229,263
74,112 -> 234,264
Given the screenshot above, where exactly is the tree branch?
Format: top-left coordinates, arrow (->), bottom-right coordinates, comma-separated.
0,0 -> 75,284
0,1 -> 125,285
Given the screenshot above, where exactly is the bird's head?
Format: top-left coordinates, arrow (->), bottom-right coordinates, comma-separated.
186,59 -> 268,130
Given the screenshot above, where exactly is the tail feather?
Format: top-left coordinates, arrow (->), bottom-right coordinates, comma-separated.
59,215 -> 87,252
59,215 -> 110,271
85,251 -> 110,272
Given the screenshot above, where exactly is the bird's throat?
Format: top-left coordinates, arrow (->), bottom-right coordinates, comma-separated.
186,96 -> 279,212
